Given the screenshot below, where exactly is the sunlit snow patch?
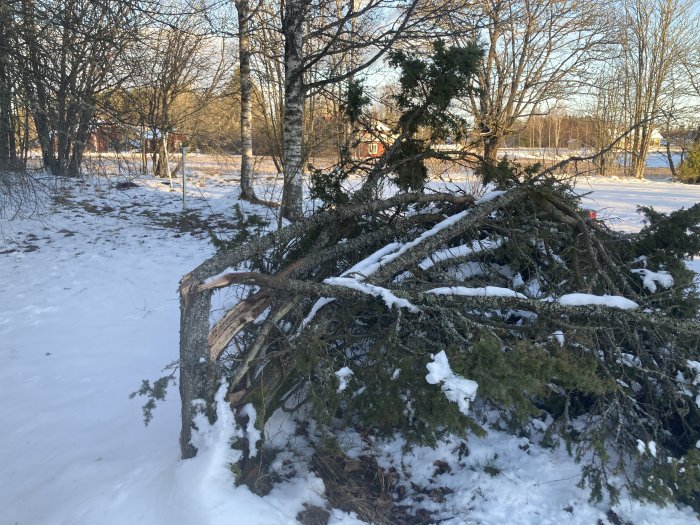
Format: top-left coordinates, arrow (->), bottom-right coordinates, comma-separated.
426,285 -> 525,299
558,293 -> 638,310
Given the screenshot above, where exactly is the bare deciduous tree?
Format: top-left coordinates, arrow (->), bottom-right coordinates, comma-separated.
444,0 -> 611,162
123,11 -> 229,178
620,0 -> 696,178
18,0 -> 137,177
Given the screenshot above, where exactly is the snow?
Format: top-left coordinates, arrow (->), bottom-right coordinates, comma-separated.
499,147 -> 683,170
323,276 -> 420,312
558,293 -> 639,310
552,330 -> 565,346
512,272 -> 525,287
354,208 -> 472,272
631,268 -> 674,293
577,176 -> 700,233
689,360 -> 700,378
648,441 -> 658,458
637,439 -> 647,455
1,170 -> 699,524
636,440 -> 658,458
686,360 -> 700,409
372,431 -> 698,525
426,285 -> 526,298
335,367 -> 354,393
645,150 -> 683,169
341,241 -> 402,278
475,189 -> 506,203
297,297 -> 336,334
425,351 -> 478,415
329,206 -> 480,284
0,175 -> 321,525
241,403 -> 262,458
418,238 -> 503,270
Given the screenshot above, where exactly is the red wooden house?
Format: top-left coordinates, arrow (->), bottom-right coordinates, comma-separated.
355,121 -> 392,159
86,122 -> 124,152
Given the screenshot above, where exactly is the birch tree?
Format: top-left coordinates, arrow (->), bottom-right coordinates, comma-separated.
234,0 -> 258,200
276,0 -> 422,220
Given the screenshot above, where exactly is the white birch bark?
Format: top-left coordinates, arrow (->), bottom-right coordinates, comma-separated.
237,0 -> 257,200
281,0 -> 306,221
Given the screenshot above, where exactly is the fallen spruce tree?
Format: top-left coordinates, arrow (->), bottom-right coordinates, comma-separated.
173,157 -> 700,516
170,43 -> 700,520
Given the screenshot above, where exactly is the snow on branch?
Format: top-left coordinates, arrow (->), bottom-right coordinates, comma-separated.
341,242 -> 403,279
425,351 -> 478,416
425,285 -> 526,298
351,210 -> 472,277
418,238 -> 505,270
631,269 -> 674,293
323,277 -> 420,312
558,293 -> 639,310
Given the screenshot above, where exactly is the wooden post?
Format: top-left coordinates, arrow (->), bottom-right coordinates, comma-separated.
181,146 -> 187,210
163,132 -> 173,190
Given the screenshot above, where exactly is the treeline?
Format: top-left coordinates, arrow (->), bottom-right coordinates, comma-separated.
1,0 -> 699,217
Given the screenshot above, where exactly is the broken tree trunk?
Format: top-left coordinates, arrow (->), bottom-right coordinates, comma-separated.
178,272 -> 216,458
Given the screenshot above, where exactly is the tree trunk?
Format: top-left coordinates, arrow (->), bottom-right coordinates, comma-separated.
0,0 -> 15,167
280,0 -> 305,221
179,273 -> 218,459
237,0 -> 257,201
68,115 -> 90,178
22,0 -> 58,175
0,62 -> 15,166
483,136 -> 501,164
632,125 -> 651,179
665,134 -> 677,179
141,122 -> 147,174
155,135 -> 171,180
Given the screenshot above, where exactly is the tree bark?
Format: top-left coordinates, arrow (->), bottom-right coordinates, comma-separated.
237,0 -> 257,201
280,0 -> 306,221
483,135 -> 501,164
0,0 -> 16,167
632,126 -> 651,179
0,57 -> 15,166
179,273 -> 218,459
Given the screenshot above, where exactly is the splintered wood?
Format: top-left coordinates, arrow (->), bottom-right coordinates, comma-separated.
208,290 -> 273,360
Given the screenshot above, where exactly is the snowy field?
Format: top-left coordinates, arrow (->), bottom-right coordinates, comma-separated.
1,173 -> 700,525
497,148 -> 684,170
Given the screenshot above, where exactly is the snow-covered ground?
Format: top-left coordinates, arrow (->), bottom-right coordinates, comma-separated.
1,172 -> 699,525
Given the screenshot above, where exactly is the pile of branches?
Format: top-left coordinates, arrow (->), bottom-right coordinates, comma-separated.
178,162 -> 700,510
